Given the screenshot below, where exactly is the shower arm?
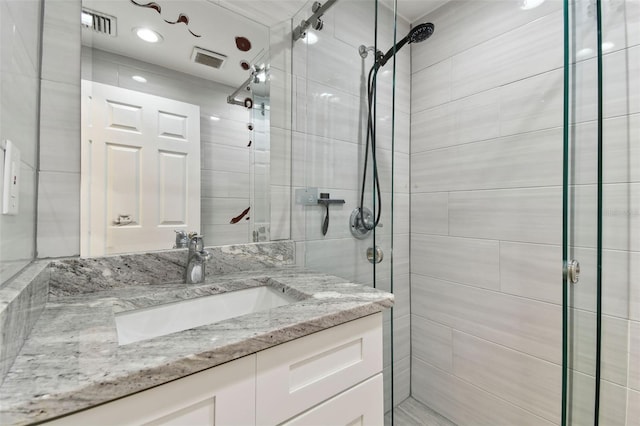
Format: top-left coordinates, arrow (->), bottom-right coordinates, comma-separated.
292,0 -> 338,42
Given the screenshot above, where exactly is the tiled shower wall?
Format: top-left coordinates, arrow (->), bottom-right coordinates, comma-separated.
36,0 -> 81,258
0,0 -> 41,283
409,1 -> 639,425
288,0 -> 412,411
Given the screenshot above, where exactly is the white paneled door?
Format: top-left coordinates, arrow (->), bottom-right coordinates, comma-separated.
81,81 -> 200,256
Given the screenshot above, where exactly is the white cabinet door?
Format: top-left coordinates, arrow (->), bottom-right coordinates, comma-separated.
282,374 -> 384,426
255,313 -> 383,425
45,355 -> 255,426
81,80 -> 201,256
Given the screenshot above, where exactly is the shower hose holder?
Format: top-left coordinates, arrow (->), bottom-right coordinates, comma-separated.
317,193 -> 345,236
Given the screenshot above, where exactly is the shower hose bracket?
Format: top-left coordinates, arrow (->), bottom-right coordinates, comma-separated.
317,193 -> 345,236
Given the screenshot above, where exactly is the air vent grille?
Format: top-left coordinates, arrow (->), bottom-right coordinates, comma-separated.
82,8 -> 117,36
192,47 -> 227,69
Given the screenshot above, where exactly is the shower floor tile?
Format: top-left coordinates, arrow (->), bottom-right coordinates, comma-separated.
387,397 -> 458,426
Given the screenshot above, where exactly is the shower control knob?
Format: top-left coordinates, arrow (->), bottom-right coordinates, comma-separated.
566,259 -> 580,284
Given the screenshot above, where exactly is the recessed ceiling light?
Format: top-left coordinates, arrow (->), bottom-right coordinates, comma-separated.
209,116 -> 221,121
134,27 -> 162,43
132,75 -> 147,83
304,32 -> 318,45
520,0 -> 545,10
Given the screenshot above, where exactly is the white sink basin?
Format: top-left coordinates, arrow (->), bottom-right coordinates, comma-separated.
115,286 -> 297,345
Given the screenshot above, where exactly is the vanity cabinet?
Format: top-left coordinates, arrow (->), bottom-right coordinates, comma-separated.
255,312 -> 383,425
45,354 -> 256,426
45,313 -> 383,425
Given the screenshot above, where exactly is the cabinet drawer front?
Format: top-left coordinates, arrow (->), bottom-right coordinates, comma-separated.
44,355 -> 256,426
256,313 -> 383,425
282,374 -> 383,426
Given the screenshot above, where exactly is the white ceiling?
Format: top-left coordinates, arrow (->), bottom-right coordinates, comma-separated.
383,0 -> 451,23
81,0 -> 449,89
82,0 -> 278,88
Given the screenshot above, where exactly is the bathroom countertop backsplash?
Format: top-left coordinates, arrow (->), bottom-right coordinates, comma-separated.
0,241 -> 393,425
48,240 -> 295,297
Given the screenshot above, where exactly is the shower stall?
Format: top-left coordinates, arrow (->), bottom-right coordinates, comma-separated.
288,0 -> 638,424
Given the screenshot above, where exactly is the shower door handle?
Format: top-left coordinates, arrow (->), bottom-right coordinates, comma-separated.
565,259 -> 580,284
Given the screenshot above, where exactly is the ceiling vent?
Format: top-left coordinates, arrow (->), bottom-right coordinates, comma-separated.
81,8 -> 117,37
192,47 -> 227,69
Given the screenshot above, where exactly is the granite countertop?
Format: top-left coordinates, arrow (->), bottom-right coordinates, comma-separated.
0,258 -> 393,425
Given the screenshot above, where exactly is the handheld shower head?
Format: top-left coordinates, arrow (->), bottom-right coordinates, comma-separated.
409,22 -> 435,43
376,22 -> 435,69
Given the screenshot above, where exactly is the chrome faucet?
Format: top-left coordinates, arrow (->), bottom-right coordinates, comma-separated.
185,235 -> 211,284
174,230 -> 189,248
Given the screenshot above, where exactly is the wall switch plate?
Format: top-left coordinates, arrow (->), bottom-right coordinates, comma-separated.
2,140 -> 20,215
295,187 -> 318,206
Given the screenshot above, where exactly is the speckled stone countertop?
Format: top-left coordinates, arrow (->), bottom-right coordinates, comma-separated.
0,244 -> 393,425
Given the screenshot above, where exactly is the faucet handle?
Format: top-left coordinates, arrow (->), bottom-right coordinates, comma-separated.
196,249 -> 212,262
188,234 -> 205,252
174,230 -> 189,248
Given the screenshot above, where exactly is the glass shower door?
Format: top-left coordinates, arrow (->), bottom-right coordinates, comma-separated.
563,0 -> 603,423
292,0 -> 406,420
565,0 -> 638,423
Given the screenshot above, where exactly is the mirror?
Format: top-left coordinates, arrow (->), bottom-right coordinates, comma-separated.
80,0 -> 277,256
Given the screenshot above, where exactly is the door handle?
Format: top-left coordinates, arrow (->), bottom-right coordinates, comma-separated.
565,259 -> 580,284
113,214 -> 133,226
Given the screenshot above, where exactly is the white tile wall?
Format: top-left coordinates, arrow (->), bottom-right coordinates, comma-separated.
411,234 -> 500,290
412,357 -> 556,426
412,274 -> 562,363
499,242 -> 562,304
37,0 -> 81,257
567,372 -> 628,426
411,59 -> 452,112
40,0 -> 80,85
411,0 -> 562,73
0,72 -> 39,168
450,11 -> 563,101
39,80 -> 81,173
1,0 -> 41,283
37,171 -> 80,258
411,316 -> 453,372
499,68 -> 564,136
448,187 -> 563,245
201,170 -> 250,200
1,0 -> 40,77
412,129 -> 562,192
410,1 -> 638,423
410,192 -> 448,235
628,389 -> 640,426
452,331 -> 561,423
202,224 -> 249,247
629,321 -> 640,391
571,311 -> 629,387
